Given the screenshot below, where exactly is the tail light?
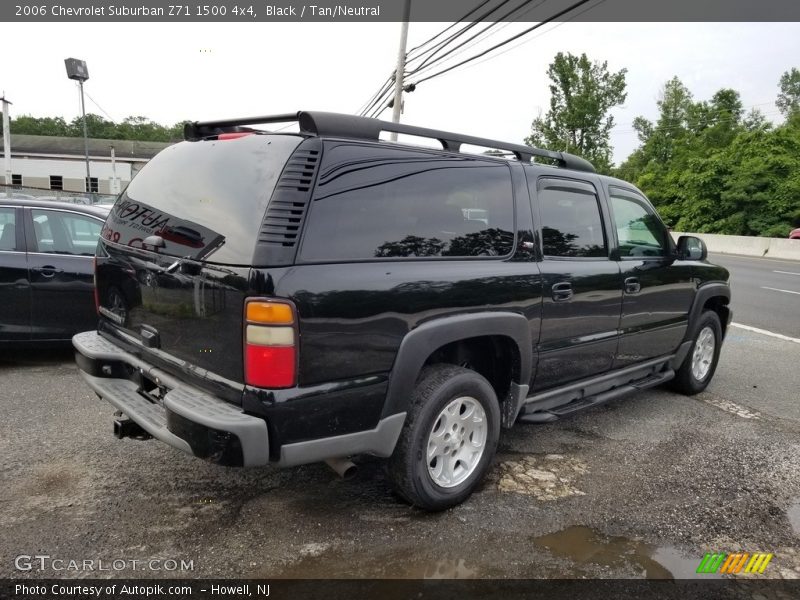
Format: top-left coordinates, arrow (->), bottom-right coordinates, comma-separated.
93,256 -> 99,314
244,299 -> 297,388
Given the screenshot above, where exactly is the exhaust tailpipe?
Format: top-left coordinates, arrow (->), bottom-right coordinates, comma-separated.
324,457 -> 357,480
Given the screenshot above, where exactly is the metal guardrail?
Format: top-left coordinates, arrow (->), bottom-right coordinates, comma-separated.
0,184 -> 117,205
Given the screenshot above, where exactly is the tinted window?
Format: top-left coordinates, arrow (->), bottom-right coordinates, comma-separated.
31,209 -> 102,255
301,144 -> 514,260
0,207 -> 16,251
115,134 -> 303,265
610,189 -> 667,257
539,183 -> 606,258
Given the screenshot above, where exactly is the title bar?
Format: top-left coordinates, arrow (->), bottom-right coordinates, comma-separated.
3,0 -> 800,23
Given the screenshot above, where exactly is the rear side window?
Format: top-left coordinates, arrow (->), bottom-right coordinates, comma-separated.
106,134 -> 303,265
300,143 -> 515,260
31,209 -> 102,255
538,180 -> 607,258
0,207 -> 16,251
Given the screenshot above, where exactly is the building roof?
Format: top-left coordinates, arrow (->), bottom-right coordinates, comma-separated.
1,134 -> 173,160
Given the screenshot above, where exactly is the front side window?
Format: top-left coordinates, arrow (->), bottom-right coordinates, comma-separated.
0,207 -> 17,251
300,143 -> 515,260
31,209 -> 102,255
609,189 -> 668,258
538,182 -> 607,258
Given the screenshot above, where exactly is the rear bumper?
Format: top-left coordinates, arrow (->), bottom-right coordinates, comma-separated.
73,331 -> 269,467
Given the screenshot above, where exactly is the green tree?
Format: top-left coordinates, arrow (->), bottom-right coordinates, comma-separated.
4,114 -> 188,142
1,115 -> 72,136
72,113 -> 117,138
525,52 -> 627,173
616,75 -> 800,237
777,67 -> 800,118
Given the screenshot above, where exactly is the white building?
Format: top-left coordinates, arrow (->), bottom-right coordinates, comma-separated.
1,134 -> 172,195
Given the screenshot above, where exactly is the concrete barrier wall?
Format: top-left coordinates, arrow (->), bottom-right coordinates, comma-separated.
671,232 -> 800,261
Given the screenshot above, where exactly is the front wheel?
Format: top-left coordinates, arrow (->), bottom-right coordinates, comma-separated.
389,364 -> 500,511
670,310 -> 722,395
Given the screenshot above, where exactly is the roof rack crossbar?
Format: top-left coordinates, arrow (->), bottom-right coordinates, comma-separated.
183,111 -> 595,173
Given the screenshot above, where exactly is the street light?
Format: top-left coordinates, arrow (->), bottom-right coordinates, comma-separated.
64,57 -> 91,197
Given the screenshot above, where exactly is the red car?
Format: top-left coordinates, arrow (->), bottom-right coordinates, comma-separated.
790,228 -> 800,240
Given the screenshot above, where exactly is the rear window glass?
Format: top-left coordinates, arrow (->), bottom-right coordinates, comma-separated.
105,134 -> 302,265
300,143 -> 515,260
538,183 -> 607,258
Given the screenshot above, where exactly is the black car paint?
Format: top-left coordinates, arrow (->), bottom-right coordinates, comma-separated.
88,135 -> 730,458
0,199 -> 108,344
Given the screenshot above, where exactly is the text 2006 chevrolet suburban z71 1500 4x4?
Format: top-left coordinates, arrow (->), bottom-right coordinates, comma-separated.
73,111 -> 731,510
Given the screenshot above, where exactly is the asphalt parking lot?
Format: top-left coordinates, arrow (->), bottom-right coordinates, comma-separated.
2,259 -> 800,581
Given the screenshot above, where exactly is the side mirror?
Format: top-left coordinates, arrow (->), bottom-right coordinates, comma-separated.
676,235 -> 707,261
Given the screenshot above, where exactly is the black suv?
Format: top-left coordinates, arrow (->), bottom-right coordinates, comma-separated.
73,111 -> 731,510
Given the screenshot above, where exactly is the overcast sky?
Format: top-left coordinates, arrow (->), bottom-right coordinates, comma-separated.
3,21 -> 799,164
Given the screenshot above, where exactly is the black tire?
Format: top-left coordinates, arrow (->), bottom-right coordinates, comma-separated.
670,310 -> 722,395
389,364 -> 500,511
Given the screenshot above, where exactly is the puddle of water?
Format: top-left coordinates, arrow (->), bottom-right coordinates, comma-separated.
788,499 -> 800,536
263,550 -> 484,579
533,526 -> 711,579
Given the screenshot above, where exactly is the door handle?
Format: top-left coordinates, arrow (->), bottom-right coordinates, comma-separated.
34,265 -> 62,278
624,277 -> 641,294
551,281 -> 573,302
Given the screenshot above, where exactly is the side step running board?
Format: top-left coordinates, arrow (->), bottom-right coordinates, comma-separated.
517,369 -> 675,424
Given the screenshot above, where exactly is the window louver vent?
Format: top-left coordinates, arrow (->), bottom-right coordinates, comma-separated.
259,149 -> 319,247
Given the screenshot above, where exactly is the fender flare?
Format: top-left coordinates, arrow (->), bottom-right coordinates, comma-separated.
381,312 -> 533,419
684,282 -> 731,343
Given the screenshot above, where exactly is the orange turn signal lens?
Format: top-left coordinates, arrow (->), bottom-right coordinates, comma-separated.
246,301 -> 294,324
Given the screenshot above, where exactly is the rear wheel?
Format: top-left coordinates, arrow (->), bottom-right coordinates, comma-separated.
670,310 -> 722,395
389,364 -> 500,511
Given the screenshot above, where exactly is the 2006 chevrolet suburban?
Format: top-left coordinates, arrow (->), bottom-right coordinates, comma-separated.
73,111 -> 731,510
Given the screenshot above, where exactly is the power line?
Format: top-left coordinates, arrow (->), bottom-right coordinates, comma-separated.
357,76 -> 394,116
459,0 -> 607,72
408,0 -> 551,80
406,0 -> 517,73
360,77 -> 396,117
406,0 -> 495,58
408,0 -> 550,79
355,1 -> 491,118
356,0 -> 521,120
82,89 -> 117,123
409,0 -> 597,87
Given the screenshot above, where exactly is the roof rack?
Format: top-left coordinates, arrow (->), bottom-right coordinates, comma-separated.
184,111 -> 596,173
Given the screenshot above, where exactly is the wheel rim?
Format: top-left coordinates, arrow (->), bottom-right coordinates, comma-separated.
691,326 -> 715,381
426,396 -> 487,489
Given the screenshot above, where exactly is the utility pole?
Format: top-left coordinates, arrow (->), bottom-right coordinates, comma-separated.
389,0 -> 411,141
1,94 -> 12,198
